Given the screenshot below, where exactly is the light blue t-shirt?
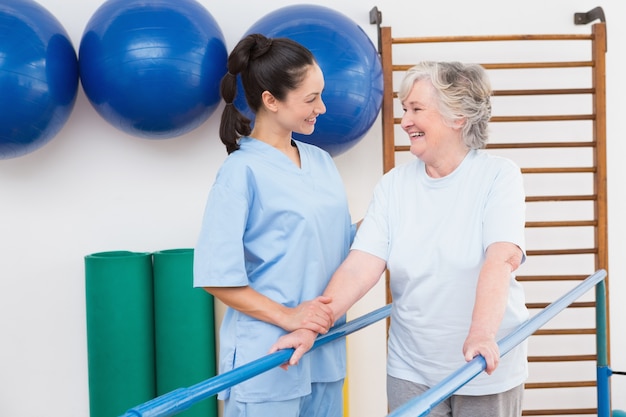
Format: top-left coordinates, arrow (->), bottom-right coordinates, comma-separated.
194,137 -> 353,402
352,149 -> 529,395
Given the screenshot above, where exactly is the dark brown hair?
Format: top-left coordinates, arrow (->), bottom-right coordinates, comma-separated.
219,33 -> 316,154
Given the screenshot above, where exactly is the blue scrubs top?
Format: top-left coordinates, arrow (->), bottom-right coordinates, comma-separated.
194,137 -> 353,402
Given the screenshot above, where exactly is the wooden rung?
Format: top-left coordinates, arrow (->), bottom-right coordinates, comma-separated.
522,167 -> 596,174
490,114 -> 594,123
525,195 -> 595,202
484,61 -> 593,70
522,408 -> 597,416
393,61 -> 593,72
487,141 -> 595,149
393,114 -> 594,124
526,248 -> 597,256
390,33 -> 593,44
394,144 -> 598,157
525,221 -> 597,228
528,354 -> 596,362
516,275 -> 589,282
533,328 -> 596,336
391,90 -> 596,99
493,88 -> 594,96
389,90 -> 598,99
527,302 -> 596,309
525,380 -> 596,389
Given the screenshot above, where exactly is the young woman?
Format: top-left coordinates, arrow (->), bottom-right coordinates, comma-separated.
193,34 -> 354,417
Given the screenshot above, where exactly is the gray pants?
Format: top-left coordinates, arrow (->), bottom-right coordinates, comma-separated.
387,375 -> 524,417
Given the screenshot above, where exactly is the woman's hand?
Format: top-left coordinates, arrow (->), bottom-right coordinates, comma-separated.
284,296 -> 334,334
463,331 -> 500,374
204,286 -> 333,334
269,328 -> 318,369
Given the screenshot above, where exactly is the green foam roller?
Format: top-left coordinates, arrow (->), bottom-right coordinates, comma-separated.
85,250 -> 156,417
153,248 -> 217,417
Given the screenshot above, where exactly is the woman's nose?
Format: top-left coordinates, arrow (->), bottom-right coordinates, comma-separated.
400,112 -> 412,130
317,99 -> 327,115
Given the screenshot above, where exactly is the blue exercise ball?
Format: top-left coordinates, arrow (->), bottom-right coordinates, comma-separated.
79,0 -> 227,139
0,0 -> 78,160
235,5 -> 383,156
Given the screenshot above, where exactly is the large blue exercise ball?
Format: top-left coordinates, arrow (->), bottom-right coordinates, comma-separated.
0,0 -> 78,160
79,0 -> 227,139
235,5 -> 383,156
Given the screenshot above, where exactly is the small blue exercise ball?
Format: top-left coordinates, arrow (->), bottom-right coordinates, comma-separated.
235,5 -> 383,156
79,0 -> 227,139
0,0 -> 78,160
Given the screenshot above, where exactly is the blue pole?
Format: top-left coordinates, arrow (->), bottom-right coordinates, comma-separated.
597,366 -> 612,417
121,304 -> 392,417
387,269 -> 607,417
595,279 -> 611,417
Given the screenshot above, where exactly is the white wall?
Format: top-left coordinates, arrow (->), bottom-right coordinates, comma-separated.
0,1 -> 624,416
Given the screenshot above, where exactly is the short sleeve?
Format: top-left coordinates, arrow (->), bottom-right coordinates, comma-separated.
482,159 -> 527,262
193,181 -> 249,287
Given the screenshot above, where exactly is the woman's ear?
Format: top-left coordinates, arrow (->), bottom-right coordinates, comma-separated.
452,116 -> 466,130
261,91 -> 278,112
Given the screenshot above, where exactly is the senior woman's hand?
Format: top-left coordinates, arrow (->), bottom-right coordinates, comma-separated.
269,328 -> 318,370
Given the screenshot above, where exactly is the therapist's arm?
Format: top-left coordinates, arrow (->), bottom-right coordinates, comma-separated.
270,249 -> 387,365
462,241 -> 523,374
204,286 -> 334,334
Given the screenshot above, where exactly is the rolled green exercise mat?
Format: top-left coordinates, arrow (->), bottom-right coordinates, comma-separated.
85,251 -> 156,417
153,249 -> 217,417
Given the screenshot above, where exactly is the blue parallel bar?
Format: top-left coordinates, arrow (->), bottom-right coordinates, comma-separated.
121,304 -> 392,417
387,269 -> 607,417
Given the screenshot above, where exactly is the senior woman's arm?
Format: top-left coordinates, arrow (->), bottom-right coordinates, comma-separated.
270,249 -> 387,366
463,241 -> 524,374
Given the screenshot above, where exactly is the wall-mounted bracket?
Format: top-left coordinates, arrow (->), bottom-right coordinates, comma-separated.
369,6 -> 382,26
369,6 -> 383,54
574,6 -> 607,51
574,6 -> 605,25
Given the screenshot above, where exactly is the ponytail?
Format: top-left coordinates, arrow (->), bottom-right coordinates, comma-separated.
219,72 -> 250,154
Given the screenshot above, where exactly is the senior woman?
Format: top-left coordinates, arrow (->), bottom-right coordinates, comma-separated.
272,61 -> 529,417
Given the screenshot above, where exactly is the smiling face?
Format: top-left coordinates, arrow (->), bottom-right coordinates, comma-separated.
274,63 -> 327,136
400,79 -> 465,167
